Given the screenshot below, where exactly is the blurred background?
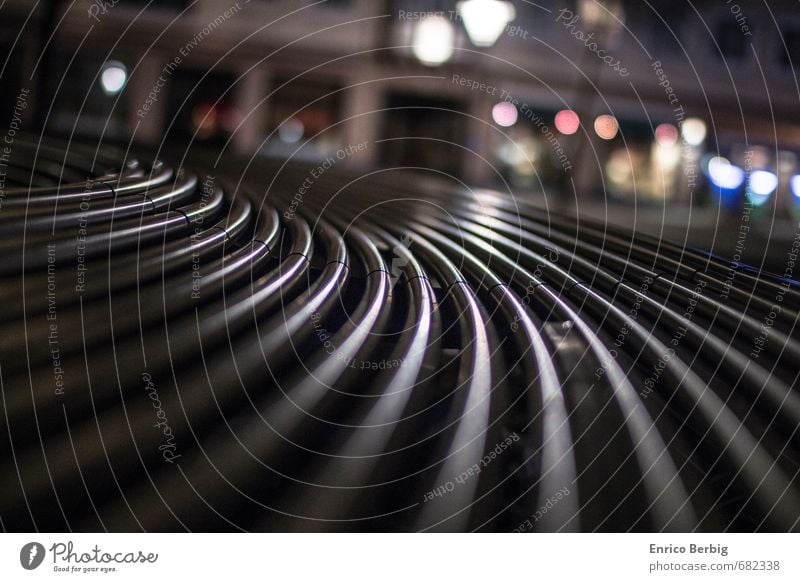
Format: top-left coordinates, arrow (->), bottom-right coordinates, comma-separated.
2,0 -> 799,271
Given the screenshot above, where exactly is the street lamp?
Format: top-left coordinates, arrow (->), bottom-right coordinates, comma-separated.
100,61 -> 127,96
411,0 -> 516,66
412,15 -> 456,66
457,0 -> 516,47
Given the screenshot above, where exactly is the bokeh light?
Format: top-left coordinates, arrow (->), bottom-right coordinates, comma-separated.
458,0 -> 516,47
791,175 -> 800,199
681,117 -> 707,146
191,103 -> 218,138
100,61 -> 127,95
594,115 -> 619,140
412,16 -> 455,66
747,170 -> 778,206
655,123 -> 679,146
279,118 -> 305,143
707,157 -> 745,190
555,109 -> 580,135
492,101 -> 518,127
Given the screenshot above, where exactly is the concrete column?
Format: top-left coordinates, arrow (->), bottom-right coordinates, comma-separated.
127,53 -> 166,145
573,131 -> 608,202
341,69 -> 381,167
233,67 -> 270,154
464,89 -> 494,185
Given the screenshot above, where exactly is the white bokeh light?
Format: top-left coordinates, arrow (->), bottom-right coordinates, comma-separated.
100,61 -> 127,95
681,118 -> 707,146
412,16 -> 455,66
708,157 -> 745,190
747,170 -> 778,206
492,102 -> 518,127
279,118 -> 304,143
749,170 -> 778,195
791,175 -> 800,199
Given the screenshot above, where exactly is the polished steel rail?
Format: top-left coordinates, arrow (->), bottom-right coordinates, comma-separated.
0,138 -> 798,532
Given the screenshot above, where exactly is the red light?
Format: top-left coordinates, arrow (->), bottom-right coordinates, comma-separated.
192,103 -> 218,138
555,109 -> 580,135
655,123 -> 679,146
